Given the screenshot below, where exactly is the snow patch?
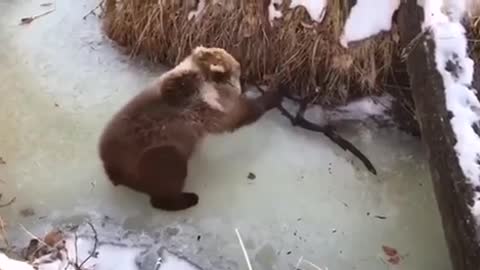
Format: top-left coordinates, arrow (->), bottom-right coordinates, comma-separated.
303,105 -> 328,126
280,95 -> 392,126
268,0 -> 283,25
289,0 -> 327,23
157,250 -> 200,270
2,226 -> 202,270
188,0 -> 206,21
340,0 -> 400,47
424,0 -> 480,219
0,253 -> 34,270
326,95 -> 393,122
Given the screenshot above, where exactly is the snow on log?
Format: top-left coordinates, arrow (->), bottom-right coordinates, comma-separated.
398,0 -> 480,269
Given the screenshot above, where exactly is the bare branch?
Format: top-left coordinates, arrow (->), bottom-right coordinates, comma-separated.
274,84 -> 377,175
78,222 -> 98,269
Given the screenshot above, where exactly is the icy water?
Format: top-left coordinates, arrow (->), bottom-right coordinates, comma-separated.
0,0 -> 451,269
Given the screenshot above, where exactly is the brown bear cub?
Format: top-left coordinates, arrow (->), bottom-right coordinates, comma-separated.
98,46 -> 281,211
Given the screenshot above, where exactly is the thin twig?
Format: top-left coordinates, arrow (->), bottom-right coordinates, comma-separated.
302,259 -> 324,270
295,256 -> 304,270
78,222 -> 98,269
234,228 -> 253,270
0,197 -> 16,208
63,260 -> 71,270
273,85 -> 377,175
0,216 -> 9,247
82,0 -> 105,20
400,29 -> 428,61
19,224 -> 48,246
20,9 -> 55,25
74,232 -> 79,266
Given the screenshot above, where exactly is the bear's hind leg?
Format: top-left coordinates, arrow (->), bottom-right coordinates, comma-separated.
150,193 -> 199,211
103,164 -> 124,186
138,145 -> 198,211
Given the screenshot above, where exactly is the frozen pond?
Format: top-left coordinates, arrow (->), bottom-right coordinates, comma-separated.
0,0 -> 451,269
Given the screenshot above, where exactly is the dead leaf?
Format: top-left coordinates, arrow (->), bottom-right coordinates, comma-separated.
382,245 -> 398,257
382,245 -> 402,265
387,255 -> 401,265
44,229 -> 64,247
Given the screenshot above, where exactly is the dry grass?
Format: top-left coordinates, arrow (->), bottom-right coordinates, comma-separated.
102,0 -> 399,105
0,216 -> 7,247
470,15 -> 480,57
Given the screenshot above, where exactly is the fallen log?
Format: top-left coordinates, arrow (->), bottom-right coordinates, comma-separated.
398,1 -> 480,270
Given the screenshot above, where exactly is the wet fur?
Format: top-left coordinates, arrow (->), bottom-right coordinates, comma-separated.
99,47 -> 280,211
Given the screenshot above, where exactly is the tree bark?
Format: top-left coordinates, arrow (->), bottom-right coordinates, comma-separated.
398,1 -> 480,270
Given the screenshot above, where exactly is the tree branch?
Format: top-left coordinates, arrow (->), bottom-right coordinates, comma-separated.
271,84 -> 377,175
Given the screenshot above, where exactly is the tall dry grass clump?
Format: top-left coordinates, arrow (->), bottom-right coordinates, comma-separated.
103,0 -> 399,105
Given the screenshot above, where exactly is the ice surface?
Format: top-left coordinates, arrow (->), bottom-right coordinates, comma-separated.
0,0 -> 451,269
340,0 -> 400,47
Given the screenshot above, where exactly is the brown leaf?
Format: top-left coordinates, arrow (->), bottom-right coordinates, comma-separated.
387,255 -> 401,265
382,245 -> 398,257
44,229 -> 64,247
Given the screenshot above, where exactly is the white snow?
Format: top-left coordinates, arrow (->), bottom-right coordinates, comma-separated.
326,95 -> 393,122
157,250 -> 200,270
0,253 -> 34,270
268,0 -> 283,25
0,231 -> 201,270
423,0 -> 480,219
289,0 -> 327,23
187,0 -> 206,21
340,0 -> 400,47
282,95 -> 392,126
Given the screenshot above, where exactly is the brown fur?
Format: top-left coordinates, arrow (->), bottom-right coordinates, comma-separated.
99,46 -> 280,211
